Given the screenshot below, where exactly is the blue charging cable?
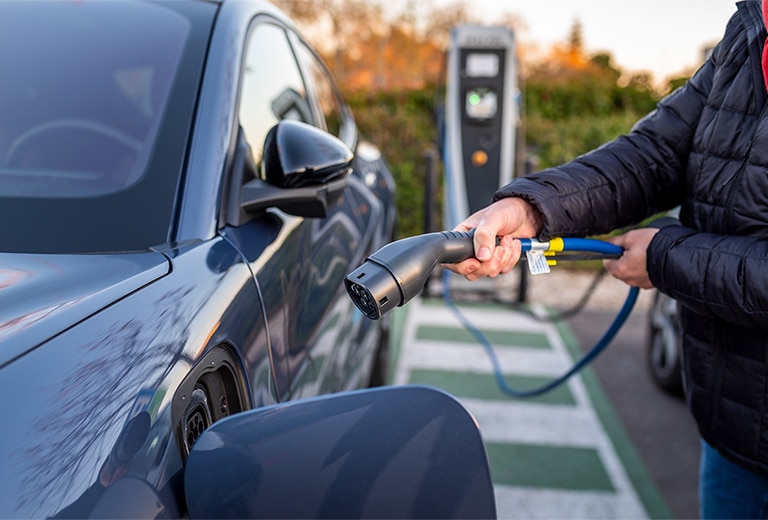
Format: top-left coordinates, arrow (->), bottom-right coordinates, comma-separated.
441,237 -> 640,398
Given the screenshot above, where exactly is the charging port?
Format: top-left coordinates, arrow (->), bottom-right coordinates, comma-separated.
172,345 -> 248,460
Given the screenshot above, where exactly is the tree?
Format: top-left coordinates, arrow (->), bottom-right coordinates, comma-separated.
273,0 -> 490,91
272,0 -> 385,82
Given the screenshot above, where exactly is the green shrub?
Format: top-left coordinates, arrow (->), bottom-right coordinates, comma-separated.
346,78 -> 664,239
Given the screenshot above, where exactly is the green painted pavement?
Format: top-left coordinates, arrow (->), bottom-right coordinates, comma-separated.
486,442 -> 614,491
416,325 -> 552,349
408,369 -> 576,405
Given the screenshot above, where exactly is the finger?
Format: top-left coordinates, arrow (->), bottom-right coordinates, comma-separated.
499,238 -> 522,274
602,258 -> 618,277
606,234 -> 626,248
486,243 -> 509,278
473,226 -> 498,261
476,236 -> 520,278
454,222 -> 473,233
443,258 -> 479,275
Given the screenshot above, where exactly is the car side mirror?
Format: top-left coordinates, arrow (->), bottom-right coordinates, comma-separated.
240,120 -> 353,218
184,385 -> 497,519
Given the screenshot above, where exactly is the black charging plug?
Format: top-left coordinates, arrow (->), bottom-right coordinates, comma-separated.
344,230 -> 476,320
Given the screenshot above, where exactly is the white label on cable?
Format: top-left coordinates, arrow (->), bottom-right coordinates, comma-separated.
526,250 -> 551,275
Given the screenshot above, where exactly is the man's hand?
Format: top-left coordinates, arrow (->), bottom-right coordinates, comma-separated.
444,197 -> 543,281
603,228 -> 659,289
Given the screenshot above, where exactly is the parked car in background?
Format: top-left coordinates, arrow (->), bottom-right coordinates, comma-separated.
0,1 -> 494,517
645,209 -> 683,396
646,290 -> 683,395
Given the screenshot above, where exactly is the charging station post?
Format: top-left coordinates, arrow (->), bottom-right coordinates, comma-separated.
442,24 -> 520,230
439,24 -> 526,301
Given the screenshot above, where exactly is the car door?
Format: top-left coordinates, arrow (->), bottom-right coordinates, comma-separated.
289,32 -> 396,390
221,17 -> 374,401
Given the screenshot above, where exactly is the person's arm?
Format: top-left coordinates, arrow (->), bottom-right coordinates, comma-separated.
495,20 -> 723,240
446,197 -> 542,280
648,226 -> 768,332
448,11 -> 730,279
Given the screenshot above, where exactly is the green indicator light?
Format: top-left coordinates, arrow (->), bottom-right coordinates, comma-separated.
469,93 -> 480,105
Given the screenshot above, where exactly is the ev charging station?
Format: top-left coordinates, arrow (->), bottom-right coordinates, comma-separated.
345,25 -> 642,405
344,23 -> 642,418
442,25 -> 520,229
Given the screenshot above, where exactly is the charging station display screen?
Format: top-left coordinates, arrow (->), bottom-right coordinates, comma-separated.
466,53 -> 499,77
465,87 -> 497,120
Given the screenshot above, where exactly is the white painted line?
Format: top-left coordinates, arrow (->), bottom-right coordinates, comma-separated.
396,342 -> 575,376
493,486 -> 647,520
415,302 -> 550,332
461,399 -> 604,448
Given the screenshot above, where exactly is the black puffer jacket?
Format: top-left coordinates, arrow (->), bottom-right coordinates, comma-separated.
496,0 -> 768,476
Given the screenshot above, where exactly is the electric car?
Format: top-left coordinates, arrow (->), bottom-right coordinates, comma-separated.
646,291 -> 683,395
0,1 -> 497,518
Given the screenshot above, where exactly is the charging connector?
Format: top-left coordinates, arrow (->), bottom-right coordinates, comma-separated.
345,230 -> 476,319
345,232 -> 625,320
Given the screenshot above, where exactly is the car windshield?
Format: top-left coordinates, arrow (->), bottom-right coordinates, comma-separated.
0,1 -> 214,253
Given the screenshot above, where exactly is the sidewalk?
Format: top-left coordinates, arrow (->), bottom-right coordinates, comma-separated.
388,281 -> 671,519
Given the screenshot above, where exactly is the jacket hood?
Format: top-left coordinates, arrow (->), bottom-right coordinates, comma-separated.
0,251 -> 169,365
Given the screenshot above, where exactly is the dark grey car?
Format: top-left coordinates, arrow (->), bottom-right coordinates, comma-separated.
0,1 -> 491,518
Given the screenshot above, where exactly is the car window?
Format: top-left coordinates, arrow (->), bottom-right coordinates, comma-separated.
292,41 -> 345,139
239,22 -> 313,170
0,1 -> 189,198
0,1 -> 215,254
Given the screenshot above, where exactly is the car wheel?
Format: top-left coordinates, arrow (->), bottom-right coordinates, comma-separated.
646,291 -> 683,395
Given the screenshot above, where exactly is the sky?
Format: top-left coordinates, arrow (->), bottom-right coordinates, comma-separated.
437,0 -> 740,82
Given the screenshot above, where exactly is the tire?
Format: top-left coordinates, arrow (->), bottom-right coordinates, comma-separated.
646,291 -> 684,396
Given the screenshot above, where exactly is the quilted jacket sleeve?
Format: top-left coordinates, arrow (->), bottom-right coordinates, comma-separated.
493,44 -> 718,240
492,8 -> 768,331
649,224 -> 768,332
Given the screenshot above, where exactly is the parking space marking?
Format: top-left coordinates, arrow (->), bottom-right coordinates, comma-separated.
397,343 -> 576,376
462,399 -> 607,447
409,369 -> 576,405
390,296 -> 665,519
494,487 -> 647,520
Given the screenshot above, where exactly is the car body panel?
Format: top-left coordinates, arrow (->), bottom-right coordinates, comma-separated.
0,0 -> 409,518
0,238 -> 275,517
0,252 -> 169,365
176,1 -> 265,243
225,173 -> 387,400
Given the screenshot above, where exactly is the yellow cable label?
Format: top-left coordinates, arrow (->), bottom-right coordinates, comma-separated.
549,237 -> 565,252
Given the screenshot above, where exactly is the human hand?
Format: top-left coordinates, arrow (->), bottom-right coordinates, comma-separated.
443,197 -> 543,281
602,228 -> 660,289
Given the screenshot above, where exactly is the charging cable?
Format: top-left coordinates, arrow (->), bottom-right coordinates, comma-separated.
441,237 -> 640,398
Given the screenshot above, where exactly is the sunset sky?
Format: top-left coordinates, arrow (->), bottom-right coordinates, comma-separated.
438,0 -> 739,81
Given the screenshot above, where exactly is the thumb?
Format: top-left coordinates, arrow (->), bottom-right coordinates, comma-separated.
473,227 -> 497,261
606,234 -> 626,247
